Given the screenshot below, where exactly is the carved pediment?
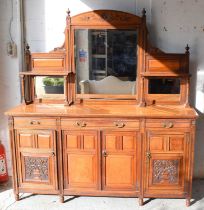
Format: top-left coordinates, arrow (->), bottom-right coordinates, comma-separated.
71,10 -> 142,26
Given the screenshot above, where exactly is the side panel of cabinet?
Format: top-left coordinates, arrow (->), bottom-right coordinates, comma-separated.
16,130 -> 58,192
144,131 -> 189,196
63,130 -> 99,190
102,131 -> 138,191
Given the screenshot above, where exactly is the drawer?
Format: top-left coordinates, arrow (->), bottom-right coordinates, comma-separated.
146,119 -> 191,129
14,117 -> 57,129
61,118 -> 139,130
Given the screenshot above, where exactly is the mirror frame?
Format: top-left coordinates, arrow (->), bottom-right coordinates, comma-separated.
65,10 -> 147,105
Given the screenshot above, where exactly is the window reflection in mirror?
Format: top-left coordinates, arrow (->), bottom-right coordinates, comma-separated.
148,78 -> 180,94
35,76 -> 64,99
75,29 -> 137,96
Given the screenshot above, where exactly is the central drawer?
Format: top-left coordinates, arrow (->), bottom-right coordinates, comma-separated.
61,118 -> 139,130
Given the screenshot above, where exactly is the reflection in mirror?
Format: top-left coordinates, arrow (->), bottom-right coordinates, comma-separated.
148,78 -> 180,94
75,29 -> 137,96
35,76 -> 64,99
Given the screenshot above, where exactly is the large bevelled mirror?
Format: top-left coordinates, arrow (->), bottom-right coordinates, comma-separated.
74,29 -> 138,98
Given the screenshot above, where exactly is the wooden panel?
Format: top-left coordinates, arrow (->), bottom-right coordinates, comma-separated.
18,132 -> 34,148
14,117 -> 57,129
65,134 -> 80,150
169,136 -> 184,152
122,135 -> 135,150
83,135 -> 95,150
36,133 -> 53,149
33,59 -> 64,68
31,53 -> 66,72
105,135 -> 117,151
105,155 -> 135,188
147,59 -> 180,72
149,136 -> 165,152
63,130 -> 98,190
67,154 -> 97,188
102,131 -> 137,191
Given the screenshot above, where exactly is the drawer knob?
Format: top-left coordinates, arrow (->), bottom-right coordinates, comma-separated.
76,121 -> 87,127
114,121 -> 125,128
162,122 -> 174,128
76,122 -> 81,126
162,123 -> 167,128
168,122 -> 174,128
30,120 -> 41,125
51,152 -> 55,157
81,121 -> 86,127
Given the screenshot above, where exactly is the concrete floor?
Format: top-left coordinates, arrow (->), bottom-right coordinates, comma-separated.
0,180 -> 204,210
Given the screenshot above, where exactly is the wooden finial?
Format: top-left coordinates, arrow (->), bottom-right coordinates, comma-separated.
67,8 -> 71,18
185,44 -> 190,54
25,43 -> 30,52
25,43 -> 31,71
142,8 -> 146,17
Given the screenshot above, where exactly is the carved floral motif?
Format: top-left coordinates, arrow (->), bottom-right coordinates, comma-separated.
153,160 -> 179,184
24,157 -> 49,181
79,12 -> 132,23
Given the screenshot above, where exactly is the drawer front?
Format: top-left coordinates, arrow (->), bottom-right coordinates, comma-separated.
61,118 -> 139,130
146,119 -> 191,129
14,117 -> 57,129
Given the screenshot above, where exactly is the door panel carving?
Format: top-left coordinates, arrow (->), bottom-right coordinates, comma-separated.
24,156 -> 49,181
153,159 -> 179,184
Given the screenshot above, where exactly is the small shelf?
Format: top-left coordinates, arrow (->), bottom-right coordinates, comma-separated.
141,72 -> 191,77
20,71 -> 68,76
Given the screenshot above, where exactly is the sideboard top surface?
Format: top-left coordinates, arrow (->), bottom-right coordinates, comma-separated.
5,104 -> 198,119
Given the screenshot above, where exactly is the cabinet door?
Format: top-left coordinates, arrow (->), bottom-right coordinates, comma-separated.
102,131 -> 138,191
145,131 -> 188,196
63,130 -> 99,190
16,130 -> 58,191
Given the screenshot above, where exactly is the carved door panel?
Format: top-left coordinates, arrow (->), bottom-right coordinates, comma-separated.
16,130 -> 58,191
63,130 -> 99,190
102,131 -> 138,191
145,132 -> 188,195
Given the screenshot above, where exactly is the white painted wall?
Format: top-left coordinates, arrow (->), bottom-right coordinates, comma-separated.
0,0 -> 21,175
1,0 -> 204,177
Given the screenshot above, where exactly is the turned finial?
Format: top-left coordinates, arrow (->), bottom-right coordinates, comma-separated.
142,8 -> 146,17
185,44 -> 190,54
67,8 -> 71,18
25,43 -> 30,52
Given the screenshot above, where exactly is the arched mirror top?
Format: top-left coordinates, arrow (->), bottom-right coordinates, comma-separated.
67,9 -> 145,28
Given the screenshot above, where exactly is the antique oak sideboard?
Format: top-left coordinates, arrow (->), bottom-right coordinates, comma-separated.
5,9 -> 197,206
